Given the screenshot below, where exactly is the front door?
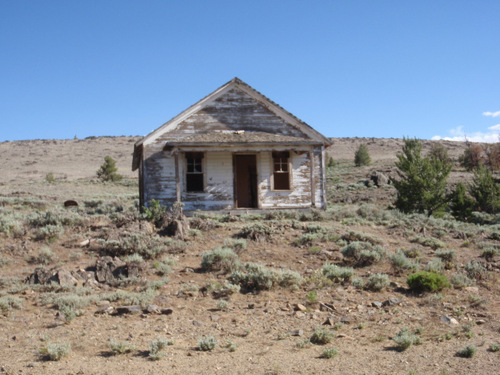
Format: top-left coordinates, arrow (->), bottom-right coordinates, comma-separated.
234,154 -> 257,208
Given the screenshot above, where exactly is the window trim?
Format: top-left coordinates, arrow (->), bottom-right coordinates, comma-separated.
271,151 -> 292,191
185,152 -> 205,193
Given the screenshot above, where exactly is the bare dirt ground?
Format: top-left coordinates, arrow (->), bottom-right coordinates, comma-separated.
0,136 -> 498,375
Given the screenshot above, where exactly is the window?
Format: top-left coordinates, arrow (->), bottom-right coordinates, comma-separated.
272,151 -> 290,190
185,152 -> 204,192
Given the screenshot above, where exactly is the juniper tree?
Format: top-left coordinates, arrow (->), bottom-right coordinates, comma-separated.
392,138 -> 451,216
97,156 -> 123,182
468,165 -> 500,214
354,144 -> 371,167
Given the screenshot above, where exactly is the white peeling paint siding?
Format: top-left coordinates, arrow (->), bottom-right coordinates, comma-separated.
181,151 -> 234,210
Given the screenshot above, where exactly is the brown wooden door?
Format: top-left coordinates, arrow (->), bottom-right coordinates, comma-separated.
234,155 -> 257,208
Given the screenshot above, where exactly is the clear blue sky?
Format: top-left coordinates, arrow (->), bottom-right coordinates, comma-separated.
1,1 -> 499,142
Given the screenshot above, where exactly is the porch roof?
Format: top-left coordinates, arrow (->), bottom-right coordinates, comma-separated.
163,131 -> 322,148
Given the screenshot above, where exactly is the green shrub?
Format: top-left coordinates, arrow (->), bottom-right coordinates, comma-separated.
96,155 -> 123,182
310,327 -> 334,345
201,247 -> 240,273
407,271 -> 450,292
198,335 -> 217,351
456,345 -> 476,358
321,263 -> 354,283
39,342 -> 71,361
142,199 -> 166,227
354,144 -> 371,167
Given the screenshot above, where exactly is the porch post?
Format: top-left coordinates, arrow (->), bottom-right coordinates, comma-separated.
309,149 -> 316,207
174,150 -> 181,203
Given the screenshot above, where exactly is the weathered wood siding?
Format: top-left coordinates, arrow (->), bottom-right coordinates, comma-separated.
156,89 -> 308,142
142,145 -> 326,210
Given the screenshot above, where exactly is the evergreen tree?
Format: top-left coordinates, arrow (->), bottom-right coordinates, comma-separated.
327,156 -> 335,168
97,156 -> 123,182
354,144 -> 371,167
468,165 -> 500,214
449,182 -> 475,221
392,138 -> 452,216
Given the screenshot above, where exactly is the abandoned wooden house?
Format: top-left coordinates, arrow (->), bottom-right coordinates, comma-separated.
132,77 -> 332,211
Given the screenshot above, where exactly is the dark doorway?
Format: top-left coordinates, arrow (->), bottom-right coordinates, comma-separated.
234,154 -> 258,208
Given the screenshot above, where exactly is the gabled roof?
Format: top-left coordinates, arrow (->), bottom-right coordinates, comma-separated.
133,78 -> 331,170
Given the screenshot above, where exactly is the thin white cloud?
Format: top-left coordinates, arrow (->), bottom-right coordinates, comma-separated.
483,111 -> 500,117
432,125 -> 500,143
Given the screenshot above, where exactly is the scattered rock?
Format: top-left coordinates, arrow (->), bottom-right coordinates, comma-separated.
54,270 -> 78,286
96,305 -> 115,315
464,286 -> 479,294
372,301 -> 383,309
382,298 -> 403,307
145,305 -> 161,314
288,329 -> 303,336
115,305 -> 142,315
440,316 -> 459,325
319,302 -> 336,312
369,172 -> 390,187
295,304 -> 307,312
64,200 -> 78,208
476,319 -> 486,325
323,317 -> 335,326
161,308 -> 173,315
95,256 -> 127,284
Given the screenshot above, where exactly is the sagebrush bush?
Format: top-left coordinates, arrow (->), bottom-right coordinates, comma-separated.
97,233 -> 182,259
456,345 -> 476,358
223,238 -> 247,252
310,327 -> 334,345
450,273 -> 476,289
149,336 -> 173,360
464,260 -> 488,281
392,327 -> 422,351
0,295 -> 23,313
109,339 -> 135,355
322,347 -> 339,359
198,335 -> 217,351
363,273 -> 390,291
407,271 -> 450,292
481,247 -> 499,261
389,250 -> 417,273
39,342 -> 71,361
341,241 -> 385,266
201,247 -> 240,273
321,263 -> 354,283
342,230 -> 382,245
228,263 -> 302,291
237,223 -> 274,241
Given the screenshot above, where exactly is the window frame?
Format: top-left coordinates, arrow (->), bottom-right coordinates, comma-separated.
271,151 -> 292,191
185,152 -> 205,193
